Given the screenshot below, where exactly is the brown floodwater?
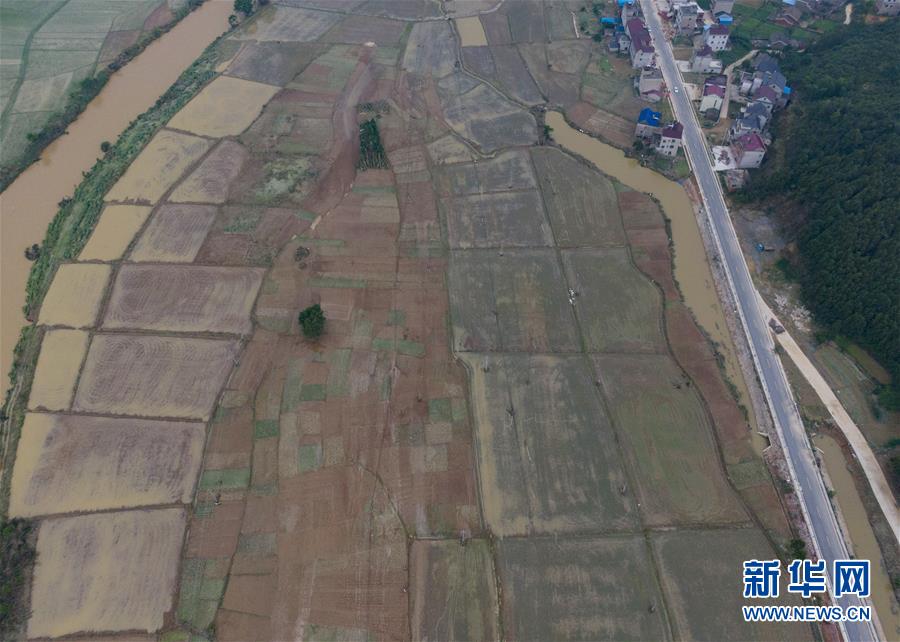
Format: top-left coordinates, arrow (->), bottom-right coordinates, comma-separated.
546,112 -> 758,437
0,0 -> 231,384
814,433 -> 899,640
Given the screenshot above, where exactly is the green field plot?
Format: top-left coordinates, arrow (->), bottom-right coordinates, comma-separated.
440,190 -> 552,248
531,147 -> 626,246
402,20 -> 457,78
230,5 -> 340,42
435,149 -> 536,196
463,354 -> 636,536
498,536 -> 671,641
506,5 -> 546,43
652,528 -> 814,642
562,248 -> 666,353
0,0 -> 171,169
490,44 -> 543,104
224,42 -> 324,87
437,71 -> 538,152
518,42 -> 583,106
594,353 -> 748,526
448,249 -> 580,353
410,539 -> 500,641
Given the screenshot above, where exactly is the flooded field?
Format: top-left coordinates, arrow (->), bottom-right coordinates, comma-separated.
0,0 -> 232,382
546,111 -> 756,430
814,434 -> 900,640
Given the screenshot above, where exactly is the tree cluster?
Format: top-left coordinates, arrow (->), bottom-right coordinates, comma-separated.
747,20 -> 900,398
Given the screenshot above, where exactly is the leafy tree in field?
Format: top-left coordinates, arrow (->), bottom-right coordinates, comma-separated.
234,0 -> 253,16
299,304 -> 326,339
747,20 -> 900,397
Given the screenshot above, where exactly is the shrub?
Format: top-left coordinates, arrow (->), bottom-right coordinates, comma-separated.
299,304 -> 326,339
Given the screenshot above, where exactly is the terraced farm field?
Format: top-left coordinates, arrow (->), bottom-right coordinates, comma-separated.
4,1 -> 816,640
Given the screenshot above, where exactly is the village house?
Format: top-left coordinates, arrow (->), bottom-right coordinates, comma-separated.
672,0 -> 703,34
700,82 -> 725,116
699,75 -> 726,116
774,5 -> 804,27
638,66 -> 665,102
728,101 -> 769,141
620,0 -> 640,22
691,45 -> 722,73
875,0 -> 900,14
730,132 -> 767,168
704,24 -> 730,51
750,85 -> 779,114
626,18 -> 656,68
634,107 -> 663,138
657,122 -> 684,157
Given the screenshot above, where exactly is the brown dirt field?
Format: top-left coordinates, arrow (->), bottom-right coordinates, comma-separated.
26,328 -> 88,412
567,101 -> 635,149
37,263 -> 111,328
169,139 -> 248,204
129,203 -> 218,263
78,204 -> 152,261
102,264 -> 265,334
28,508 -> 186,638
9,413 -> 205,517
72,334 -> 240,419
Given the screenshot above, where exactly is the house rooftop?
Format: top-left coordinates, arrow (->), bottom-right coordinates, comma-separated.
754,53 -> 780,74
708,24 -> 730,35
696,44 -> 714,56
735,132 -> 766,151
745,101 -> 769,118
638,107 -> 662,126
626,18 -> 655,53
662,122 -> 684,139
752,85 -> 778,102
707,74 -> 727,86
704,83 -> 726,97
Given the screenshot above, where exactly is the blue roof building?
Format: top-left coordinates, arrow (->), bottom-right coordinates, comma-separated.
637,108 -> 662,127
716,12 -> 734,24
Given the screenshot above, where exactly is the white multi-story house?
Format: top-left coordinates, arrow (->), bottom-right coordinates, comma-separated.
656,122 -> 683,157
626,18 -> 655,68
704,24 -> 730,51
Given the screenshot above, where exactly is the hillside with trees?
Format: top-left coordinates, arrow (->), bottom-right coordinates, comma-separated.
747,19 -> 900,402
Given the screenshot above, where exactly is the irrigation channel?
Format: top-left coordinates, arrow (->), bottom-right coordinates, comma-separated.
0,0 -> 232,381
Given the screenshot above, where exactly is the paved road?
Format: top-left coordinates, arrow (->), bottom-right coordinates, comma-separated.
637,3 -> 879,640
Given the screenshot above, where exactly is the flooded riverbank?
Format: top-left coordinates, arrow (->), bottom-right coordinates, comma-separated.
546,111 -> 756,431
814,433 -> 899,640
0,0 -> 231,382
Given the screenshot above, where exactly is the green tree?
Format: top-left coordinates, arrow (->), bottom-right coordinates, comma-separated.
299,304 -> 326,339
234,0 -> 253,16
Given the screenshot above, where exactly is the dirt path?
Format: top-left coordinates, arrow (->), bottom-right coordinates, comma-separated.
760,298 -> 900,543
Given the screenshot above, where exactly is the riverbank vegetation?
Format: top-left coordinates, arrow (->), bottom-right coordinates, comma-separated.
744,20 -> 900,403
0,0 -> 206,192
0,518 -> 35,638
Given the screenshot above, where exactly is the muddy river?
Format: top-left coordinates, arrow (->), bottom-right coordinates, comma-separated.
814,433 -> 899,639
0,0 -> 232,383
546,111 -> 758,437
